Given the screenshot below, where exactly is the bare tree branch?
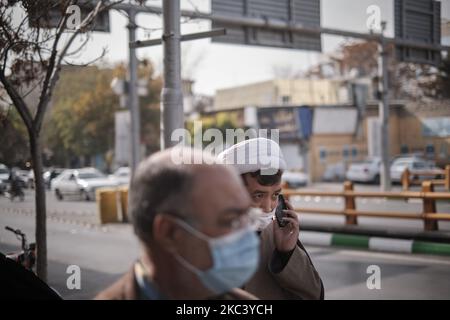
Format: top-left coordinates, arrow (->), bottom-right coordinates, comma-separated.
64,34 -> 91,57
0,0 -> 127,283
0,91 -> 12,105
34,0 -> 76,132
20,77 -> 44,100
63,47 -> 108,66
1,21 -> 14,43
1,39 -> 55,72
13,9 -> 31,41
0,72 -> 33,130
34,0 -> 123,132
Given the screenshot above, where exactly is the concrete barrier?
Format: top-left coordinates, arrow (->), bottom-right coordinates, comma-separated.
119,187 -> 129,223
300,231 -> 450,256
96,188 -> 119,224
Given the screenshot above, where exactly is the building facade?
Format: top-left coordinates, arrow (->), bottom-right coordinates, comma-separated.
214,78 -> 349,111
206,79 -> 450,182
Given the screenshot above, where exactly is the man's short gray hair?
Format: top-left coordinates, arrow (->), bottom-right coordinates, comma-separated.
129,151 -> 196,245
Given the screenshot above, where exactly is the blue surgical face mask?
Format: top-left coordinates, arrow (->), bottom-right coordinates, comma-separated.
172,218 -> 260,295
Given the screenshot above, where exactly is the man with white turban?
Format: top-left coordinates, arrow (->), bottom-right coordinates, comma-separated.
217,137 -> 324,300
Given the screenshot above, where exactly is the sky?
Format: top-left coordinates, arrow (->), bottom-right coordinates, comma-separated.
72,0 -> 450,95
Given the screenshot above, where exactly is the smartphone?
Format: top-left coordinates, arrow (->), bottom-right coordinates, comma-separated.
275,194 -> 288,227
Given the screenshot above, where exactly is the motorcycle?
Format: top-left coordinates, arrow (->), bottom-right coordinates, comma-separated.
2,226 -> 62,299
4,226 -> 36,272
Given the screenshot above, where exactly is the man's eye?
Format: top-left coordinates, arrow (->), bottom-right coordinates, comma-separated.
253,194 -> 264,200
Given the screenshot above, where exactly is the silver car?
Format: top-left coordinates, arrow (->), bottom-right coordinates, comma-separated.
0,164 -> 9,194
282,170 -> 308,188
51,168 -> 118,201
109,167 -> 130,187
390,156 -> 437,183
346,158 -> 381,184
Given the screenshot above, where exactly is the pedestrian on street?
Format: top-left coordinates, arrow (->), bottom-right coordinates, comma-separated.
96,147 -> 260,300
218,137 -> 324,300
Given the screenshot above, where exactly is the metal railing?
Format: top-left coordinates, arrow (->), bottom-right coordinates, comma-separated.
283,181 -> 450,231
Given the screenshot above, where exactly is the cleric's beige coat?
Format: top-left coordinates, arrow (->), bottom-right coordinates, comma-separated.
244,222 -> 324,300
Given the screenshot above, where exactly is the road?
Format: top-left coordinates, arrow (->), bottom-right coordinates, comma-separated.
1,184 -> 450,299
3,183 -> 449,233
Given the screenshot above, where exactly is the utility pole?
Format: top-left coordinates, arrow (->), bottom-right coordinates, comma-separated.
161,0 -> 184,149
378,21 -> 391,191
127,9 -> 141,174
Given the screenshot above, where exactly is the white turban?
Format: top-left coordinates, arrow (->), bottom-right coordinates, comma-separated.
217,138 -> 286,175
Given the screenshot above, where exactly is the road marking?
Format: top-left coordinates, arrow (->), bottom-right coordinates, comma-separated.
369,237 -> 413,253
300,231 -> 333,246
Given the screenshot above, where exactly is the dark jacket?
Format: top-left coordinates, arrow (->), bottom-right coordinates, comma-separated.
95,263 -> 257,300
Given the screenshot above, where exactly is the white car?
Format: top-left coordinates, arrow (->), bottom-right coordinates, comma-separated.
390,157 -> 436,183
0,164 -> 10,193
322,162 -> 346,182
346,158 -> 381,184
109,167 -> 130,186
27,170 -> 35,189
282,170 -> 308,188
0,163 -> 9,180
51,167 -> 118,201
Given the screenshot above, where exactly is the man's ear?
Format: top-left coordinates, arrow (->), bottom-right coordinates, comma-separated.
152,214 -> 179,253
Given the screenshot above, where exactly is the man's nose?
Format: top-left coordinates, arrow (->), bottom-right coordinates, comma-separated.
260,198 -> 274,213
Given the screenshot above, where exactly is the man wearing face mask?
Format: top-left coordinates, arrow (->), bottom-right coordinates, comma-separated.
217,138 -> 324,300
96,148 -> 260,300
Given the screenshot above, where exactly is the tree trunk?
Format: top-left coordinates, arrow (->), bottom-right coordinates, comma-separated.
29,131 -> 47,282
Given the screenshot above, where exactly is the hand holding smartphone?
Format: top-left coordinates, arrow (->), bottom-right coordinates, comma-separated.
275,194 -> 288,227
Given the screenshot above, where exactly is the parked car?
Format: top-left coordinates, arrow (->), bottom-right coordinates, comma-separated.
109,167 -> 130,186
345,157 -> 381,184
322,162 -> 346,182
390,156 -> 438,183
0,164 -> 9,194
0,179 -> 7,195
282,170 -> 308,188
51,167 -> 118,201
0,163 -> 9,178
43,168 -> 65,189
27,170 -> 35,189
